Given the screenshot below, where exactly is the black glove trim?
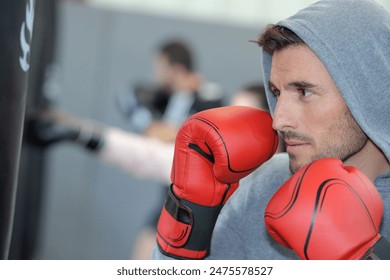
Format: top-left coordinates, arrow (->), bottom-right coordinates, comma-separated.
367,236 -> 390,260
162,185 -> 223,253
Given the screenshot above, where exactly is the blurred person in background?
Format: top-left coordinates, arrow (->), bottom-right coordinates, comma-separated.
230,83 -> 269,111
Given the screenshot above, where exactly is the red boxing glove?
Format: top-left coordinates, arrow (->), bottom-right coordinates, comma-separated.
157,106 -> 278,259
265,158 -> 384,260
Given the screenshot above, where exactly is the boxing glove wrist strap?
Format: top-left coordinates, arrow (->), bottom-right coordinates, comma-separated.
157,185 -> 223,259
366,236 -> 390,260
76,123 -> 104,152
85,131 -> 104,151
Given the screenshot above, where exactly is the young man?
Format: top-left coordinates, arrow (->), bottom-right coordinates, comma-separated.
144,40 -> 224,142
152,0 -> 390,260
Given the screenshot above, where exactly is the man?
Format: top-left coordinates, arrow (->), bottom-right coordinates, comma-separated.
143,40 -> 224,142
152,0 -> 390,259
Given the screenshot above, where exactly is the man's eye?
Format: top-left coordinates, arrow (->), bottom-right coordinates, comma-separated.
270,88 -> 280,98
298,88 -> 313,97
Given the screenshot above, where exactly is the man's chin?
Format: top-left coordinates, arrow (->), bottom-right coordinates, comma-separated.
289,153 -> 340,174
289,163 -> 300,174
289,159 -> 302,174
288,156 -> 313,174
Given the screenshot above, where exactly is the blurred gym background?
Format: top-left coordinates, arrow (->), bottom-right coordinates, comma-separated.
4,0 -> 390,260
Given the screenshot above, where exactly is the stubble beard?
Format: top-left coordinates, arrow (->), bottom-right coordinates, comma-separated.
287,107 -> 368,174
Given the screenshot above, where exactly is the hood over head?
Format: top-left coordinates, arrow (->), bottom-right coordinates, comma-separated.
261,0 -> 390,161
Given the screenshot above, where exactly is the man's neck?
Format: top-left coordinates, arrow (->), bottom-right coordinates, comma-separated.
344,140 -> 390,182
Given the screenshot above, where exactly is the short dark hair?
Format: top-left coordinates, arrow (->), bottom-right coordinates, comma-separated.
256,24 -> 305,54
159,40 -> 194,71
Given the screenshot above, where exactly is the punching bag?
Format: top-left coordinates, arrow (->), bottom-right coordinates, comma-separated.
9,0 -> 58,260
0,0 -> 36,259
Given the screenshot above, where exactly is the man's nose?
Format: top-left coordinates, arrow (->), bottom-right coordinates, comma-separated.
272,94 -> 297,132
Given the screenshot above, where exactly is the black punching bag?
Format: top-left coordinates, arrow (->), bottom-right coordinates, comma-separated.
0,0 -> 36,259
9,0 -> 58,260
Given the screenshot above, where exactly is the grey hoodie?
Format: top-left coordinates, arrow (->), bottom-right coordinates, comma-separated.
262,0 -> 390,162
152,0 -> 390,260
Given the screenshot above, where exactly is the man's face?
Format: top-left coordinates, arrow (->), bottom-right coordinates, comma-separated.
153,53 -> 174,88
269,44 -> 367,173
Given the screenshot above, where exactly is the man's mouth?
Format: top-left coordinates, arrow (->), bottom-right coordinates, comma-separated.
284,139 -> 310,152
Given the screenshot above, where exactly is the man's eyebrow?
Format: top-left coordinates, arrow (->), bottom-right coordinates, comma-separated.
287,81 -> 317,88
